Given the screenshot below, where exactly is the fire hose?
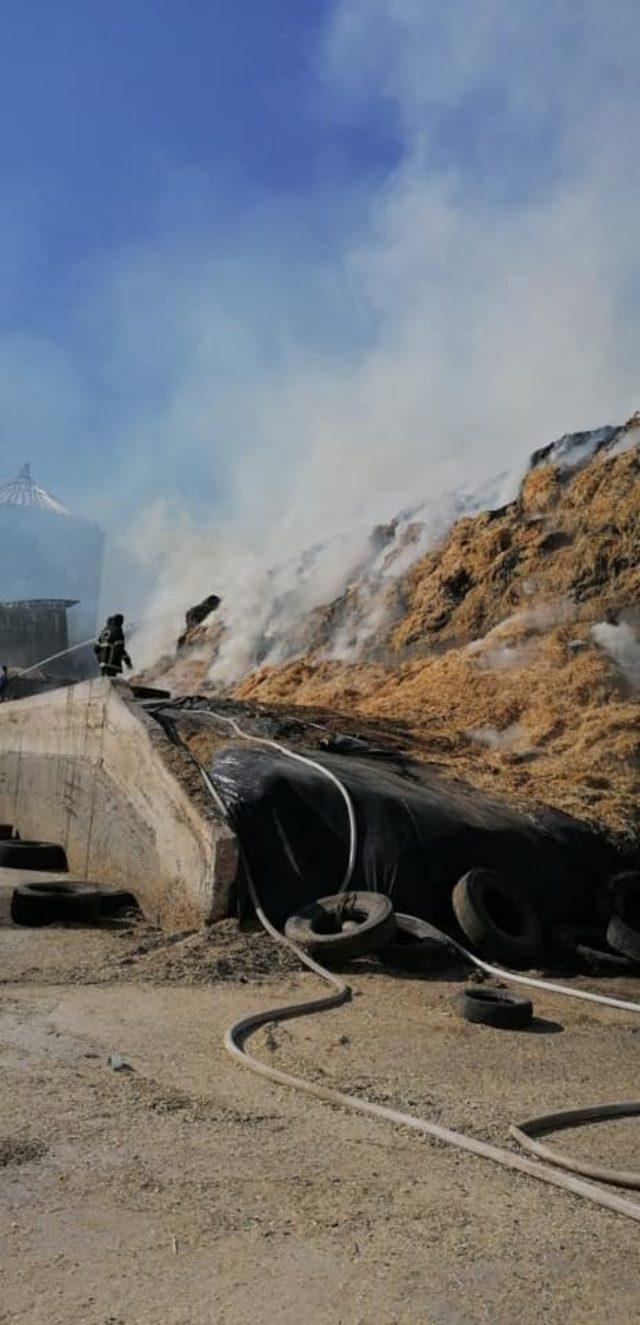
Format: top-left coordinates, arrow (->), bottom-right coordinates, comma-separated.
11,607 -> 180,681
158,706 -> 640,1223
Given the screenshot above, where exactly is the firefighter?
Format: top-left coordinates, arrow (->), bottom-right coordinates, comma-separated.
94,615 -> 133,679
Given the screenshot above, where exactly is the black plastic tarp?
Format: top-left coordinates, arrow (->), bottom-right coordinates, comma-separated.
210,745 -> 617,927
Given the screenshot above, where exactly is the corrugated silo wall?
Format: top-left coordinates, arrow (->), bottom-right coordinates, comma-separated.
0,505 -> 104,643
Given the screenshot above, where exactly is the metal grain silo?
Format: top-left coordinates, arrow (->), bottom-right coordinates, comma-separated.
0,464 -> 104,647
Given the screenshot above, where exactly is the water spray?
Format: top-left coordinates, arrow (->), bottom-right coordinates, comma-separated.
8,607 -> 183,682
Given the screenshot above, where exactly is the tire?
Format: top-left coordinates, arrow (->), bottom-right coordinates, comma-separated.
607,915 -> 640,965
0,840 -> 68,872
452,868 -> 543,966
457,985 -> 534,1029
609,872 -> 640,930
285,892 -> 396,961
554,924 -> 634,974
98,889 -> 139,917
11,882 -> 100,927
378,914 -> 454,971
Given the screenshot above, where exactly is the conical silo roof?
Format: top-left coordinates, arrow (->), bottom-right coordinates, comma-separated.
0,463 -> 72,516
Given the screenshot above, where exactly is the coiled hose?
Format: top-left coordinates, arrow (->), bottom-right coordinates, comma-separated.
160,705 -> 640,1224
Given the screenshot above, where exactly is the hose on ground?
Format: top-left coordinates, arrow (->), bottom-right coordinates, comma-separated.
510,1102 -> 640,1190
425,928 -> 640,1017
161,706 -> 640,1223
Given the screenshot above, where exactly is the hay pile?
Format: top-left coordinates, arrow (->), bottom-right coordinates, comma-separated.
234,441 -> 640,838
147,424 -> 640,839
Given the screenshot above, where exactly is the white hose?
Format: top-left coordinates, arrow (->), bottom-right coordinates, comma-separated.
164,706 -> 358,893
163,710 -> 640,1224
224,891 -> 640,1225
433,933 -> 640,1016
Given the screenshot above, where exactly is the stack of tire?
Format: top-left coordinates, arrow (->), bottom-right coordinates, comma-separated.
449,867 -> 640,976
0,826 -> 136,926
549,872 -> 640,976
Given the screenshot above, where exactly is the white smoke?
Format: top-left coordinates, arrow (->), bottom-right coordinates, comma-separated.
608,419 -> 640,458
209,526 -> 374,683
477,640 -> 539,671
591,621 -> 640,691
464,599 -> 572,674
126,3 -> 640,679
7,2 -> 635,679
467,723 -> 530,752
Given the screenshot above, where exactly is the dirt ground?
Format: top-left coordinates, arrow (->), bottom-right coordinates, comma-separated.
1,918 -> 640,1325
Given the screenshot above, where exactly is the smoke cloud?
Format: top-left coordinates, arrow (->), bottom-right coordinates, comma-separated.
591,622 -> 640,691
467,724 -> 530,753
2,3 -> 639,679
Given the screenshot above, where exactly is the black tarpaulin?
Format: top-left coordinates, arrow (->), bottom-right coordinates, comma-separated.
210,745 -> 615,928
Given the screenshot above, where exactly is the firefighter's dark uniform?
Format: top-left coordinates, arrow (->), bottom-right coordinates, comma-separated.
95,619 -> 132,678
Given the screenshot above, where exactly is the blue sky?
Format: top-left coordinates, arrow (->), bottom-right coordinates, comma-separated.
0,1 -> 400,524
0,1 -> 638,621
0,0 -> 396,304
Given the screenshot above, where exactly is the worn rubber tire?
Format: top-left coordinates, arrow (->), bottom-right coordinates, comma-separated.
98,889 -> 139,917
0,840 -> 68,872
457,985 -> 534,1029
554,924 -> 634,974
576,943 -> 635,974
452,868 -> 543,966
609,873 -> 640,929
378,914 -> 454,971
285,892 -> 396,961
11,882 -> 100,927
607,915 -> 640,965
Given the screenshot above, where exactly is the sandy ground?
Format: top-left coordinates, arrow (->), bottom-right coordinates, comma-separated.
1,919 -> 640,1325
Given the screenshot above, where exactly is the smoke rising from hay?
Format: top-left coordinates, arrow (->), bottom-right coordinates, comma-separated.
2,3 -> 639,679
124,3 -> 640,676
591,622 -> 640,691
467,724 -> 530,753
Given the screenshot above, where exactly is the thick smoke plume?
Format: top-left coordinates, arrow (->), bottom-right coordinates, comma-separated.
123,2 -> 640,677
3,4 -> 639,678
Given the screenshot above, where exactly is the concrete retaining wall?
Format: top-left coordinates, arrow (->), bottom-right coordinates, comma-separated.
0,680 -> 238,929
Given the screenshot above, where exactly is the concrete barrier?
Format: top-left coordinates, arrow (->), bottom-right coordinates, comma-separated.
0,680 -> 238,929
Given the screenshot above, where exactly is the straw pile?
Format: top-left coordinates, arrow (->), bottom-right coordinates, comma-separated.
234,441 -> 640,838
